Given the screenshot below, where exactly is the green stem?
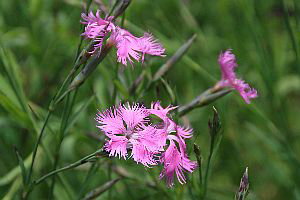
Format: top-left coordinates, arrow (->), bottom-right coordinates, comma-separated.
25,43 -> 91,191
198,157 -> 203,188
108,161 -> 113,200
69,44 -> 112,90
26,68 -> 78,186
77,162 -> 100,199
202,137 -> 215,199
178,86 -> 232,117
34,149 -> 104,186
48,89 -> 78,199
26,111 -> 51,185
111,63 -> 120,104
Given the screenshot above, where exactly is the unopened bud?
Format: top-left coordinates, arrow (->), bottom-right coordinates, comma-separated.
235,167 -> 249,200
208,106 -> 221,138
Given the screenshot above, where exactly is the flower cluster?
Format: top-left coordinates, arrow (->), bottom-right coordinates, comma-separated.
81,10 -> 165,65
96,102 -> 197,187
217,49 -> 258,104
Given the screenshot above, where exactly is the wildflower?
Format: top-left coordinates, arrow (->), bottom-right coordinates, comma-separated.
95,102 -> 197,187
81,10 -> 165,65
217,49 -> 258,104
159,139 -> 197,187
149,102 -> 192,140
95,103 -> 162,166
148,102 -> 196,187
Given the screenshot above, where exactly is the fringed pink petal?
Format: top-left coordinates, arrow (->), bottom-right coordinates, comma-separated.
81,11 -> 165,64
217,49 -> 258,103
118,102 -> 149,130
149,102 -> 177,121
130,140 -> 157,167
112,28 -> 141,65
137,125 -> 167,152
81,10 -> 116,53
138,33 -> 165,62
95,106 -> 126,135
176,125 -> 193,139
232,79 -> 258,104
159,140 -> 197,187
104,137 -> 128,159
218,49 -> 238,82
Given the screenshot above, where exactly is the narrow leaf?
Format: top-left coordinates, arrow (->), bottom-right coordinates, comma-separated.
153,34 -> 197,82
83,178 -> 121,200
159,78 -> 176,103
113,79 -> 129,99
14,147 -> 27,186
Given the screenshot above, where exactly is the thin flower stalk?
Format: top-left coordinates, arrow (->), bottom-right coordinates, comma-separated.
26,40 -> 94,187
48,89 -> 79,199
68,43 -> 113,91
178,86 -> 232,116
34,149 -> 106,185
202,107 -> 222,199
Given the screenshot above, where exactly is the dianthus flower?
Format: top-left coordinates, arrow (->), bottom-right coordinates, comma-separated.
148,102 -> 197,187
217,49 -> 258,104
95,102 -> 197,187
81,10 -> 165,65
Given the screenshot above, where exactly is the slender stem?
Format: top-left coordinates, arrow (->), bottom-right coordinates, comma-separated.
129,70 -> 146,96
75,0 -> 93,60
197,157 -> 203,188
83,178 -> 121,200
48,89 -> 78,199
106,0 -> 119,19
54,88 -> 74,105
77,162 -> 100,199
23,107 -> 75,199
111,63 -> 120,104
108,161 -> 113,200
26,111 -> 51,185
178,86 -> 232,117
202,137 -> 215,199
69,44 -> 112,90
26,45 -> 91,186
26,67 -> 78,187
34,149 -> 104,185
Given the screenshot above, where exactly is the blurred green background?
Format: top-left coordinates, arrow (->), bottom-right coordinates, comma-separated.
0,0 -> 300,199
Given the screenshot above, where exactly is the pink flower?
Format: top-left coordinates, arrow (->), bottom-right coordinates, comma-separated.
138,33 -> 166,61
96,103 -> 163,166
159,138 -> 197,187
81,11 -> 116,53
81,10 -> 165,65
149,102 -> 177,123
110,28 -> 142,65
159,123 -> 196,187
217,49 -> 258,104
148,102 -> 197,187
95,102 -> 197,186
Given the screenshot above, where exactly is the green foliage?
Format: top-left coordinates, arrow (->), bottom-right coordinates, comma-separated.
0,0 -> 299,199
